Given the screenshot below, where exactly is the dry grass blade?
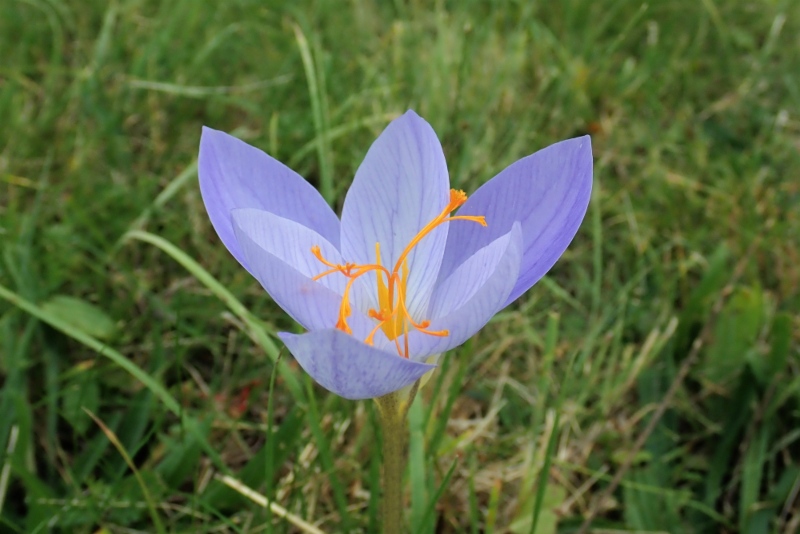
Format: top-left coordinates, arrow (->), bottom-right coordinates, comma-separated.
214,474 -> 327,534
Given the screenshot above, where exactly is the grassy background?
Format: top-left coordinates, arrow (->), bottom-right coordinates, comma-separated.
1,0 -> 799,532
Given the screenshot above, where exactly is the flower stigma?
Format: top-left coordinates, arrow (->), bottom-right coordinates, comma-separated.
311,189 -> 487,358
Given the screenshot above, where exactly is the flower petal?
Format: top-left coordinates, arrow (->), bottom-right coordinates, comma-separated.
437,136 -> 592,307
407,223 -> 522,359
199,127 -> 340,272
278,329 -> 436,400
231,208 -> 345,295
428,223 -> 521,318
232,214 -> 374,338
340,111 -> 450,316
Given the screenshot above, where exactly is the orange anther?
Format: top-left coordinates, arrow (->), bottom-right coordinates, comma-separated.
449,189 -> 468,209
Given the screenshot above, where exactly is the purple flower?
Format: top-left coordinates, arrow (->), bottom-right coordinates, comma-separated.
199,111 -> 592,400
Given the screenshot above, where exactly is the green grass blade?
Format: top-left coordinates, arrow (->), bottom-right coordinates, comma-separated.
416,456 -> 459,534
122,229 -> 303,400
529,411 -> 560,534
0,282 -> 227,473
293,22 -> 334,204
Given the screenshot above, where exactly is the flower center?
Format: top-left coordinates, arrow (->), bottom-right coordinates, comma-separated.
311,189 -> 486,358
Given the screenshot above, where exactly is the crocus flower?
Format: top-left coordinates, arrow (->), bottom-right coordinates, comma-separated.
199,111 -> 592,400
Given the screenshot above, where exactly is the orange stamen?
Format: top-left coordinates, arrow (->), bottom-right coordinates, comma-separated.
390,191 -> 486,276
311,189 -> 484,358
311,245 -> 358,279
365,309 -> 389,346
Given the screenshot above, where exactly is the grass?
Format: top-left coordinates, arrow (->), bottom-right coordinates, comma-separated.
1,0 -> 798,532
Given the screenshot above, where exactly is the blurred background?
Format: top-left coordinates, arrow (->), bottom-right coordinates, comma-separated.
1,0 -> 798,532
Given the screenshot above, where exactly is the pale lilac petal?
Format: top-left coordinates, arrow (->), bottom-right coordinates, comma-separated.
340,111 -> 450,316
278,330 -> 436,400
437,136 -> 592,307
406,223 -> 522,359
199,127 -> 340,272
231,209 -> 346,295
427,224 -> 521,318
232,217 -> 374,339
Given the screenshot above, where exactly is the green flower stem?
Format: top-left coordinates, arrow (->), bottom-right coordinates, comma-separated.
375,383 -> 419,534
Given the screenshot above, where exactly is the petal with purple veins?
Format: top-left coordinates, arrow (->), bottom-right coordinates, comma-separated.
405,223 -> 522,359
231,208 -> 346,295
278,329 -> 436,400
340,111 -> 450,316
232,214 -> 375,339
437,136 -> 592,308
199,127 -> 340,273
